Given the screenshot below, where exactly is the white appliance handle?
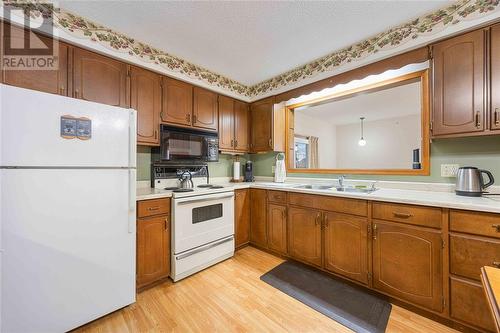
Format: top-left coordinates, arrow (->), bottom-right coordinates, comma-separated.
128,169 -> 136,233
175,236 -> 234,260
175,192 -> 234,205
128,110 -> 137,168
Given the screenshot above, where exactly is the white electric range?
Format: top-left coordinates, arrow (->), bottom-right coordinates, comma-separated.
152,164 -> 235,281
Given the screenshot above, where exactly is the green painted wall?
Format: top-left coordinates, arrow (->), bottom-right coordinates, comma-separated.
137,146 -> 152,181
249,136 -> 500,184
136,146 -> 247,181
137,136 -> 500,183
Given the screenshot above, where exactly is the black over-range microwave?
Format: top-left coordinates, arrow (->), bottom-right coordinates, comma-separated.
159,125 -> 219,162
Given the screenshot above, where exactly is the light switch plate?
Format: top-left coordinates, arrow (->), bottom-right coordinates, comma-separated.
441,164 -> 460,177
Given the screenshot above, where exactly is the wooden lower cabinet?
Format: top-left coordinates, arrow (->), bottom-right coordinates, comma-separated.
287,206 -> 322,267
250,189 -> 267,248
136,214 -> 170,289
324,212 -> 369,285
450,276 -> 496,332
372,220 -> 443,312
267,204 -> 287,254
235,189 -> 250,248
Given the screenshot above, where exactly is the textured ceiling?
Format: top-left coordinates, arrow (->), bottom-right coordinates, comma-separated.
59,0 -> 453,86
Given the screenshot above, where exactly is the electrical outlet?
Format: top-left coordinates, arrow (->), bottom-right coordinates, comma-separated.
441,164 -> 460,177
271,165 -> 275,174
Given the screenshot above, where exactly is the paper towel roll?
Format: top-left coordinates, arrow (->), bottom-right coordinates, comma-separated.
233,161 -> 240,181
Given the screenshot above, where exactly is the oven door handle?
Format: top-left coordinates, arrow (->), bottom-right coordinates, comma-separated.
175,193 -> 234,205
175,236 -> 234,261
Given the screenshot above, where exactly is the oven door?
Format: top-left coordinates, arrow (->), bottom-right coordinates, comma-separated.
172,192 -> 234,254
160,129 -> 208,161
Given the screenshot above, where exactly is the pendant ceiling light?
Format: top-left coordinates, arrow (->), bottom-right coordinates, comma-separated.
358,117 -> 367,147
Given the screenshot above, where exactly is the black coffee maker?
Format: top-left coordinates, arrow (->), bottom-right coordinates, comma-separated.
244,161 -> 254,182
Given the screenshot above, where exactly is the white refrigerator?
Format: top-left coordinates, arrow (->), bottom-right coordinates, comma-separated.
0,84 -> 137,332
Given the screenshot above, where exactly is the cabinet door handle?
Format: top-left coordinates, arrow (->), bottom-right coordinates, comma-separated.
59,86 -> 65,95
186,114 -> 191,123
165,217 -> 169,230
231,139 -> 234,147
492,224 -> 500,232
393,212 -> 413,218
323,215 -> 328,229
154,130 -> 158,140
193,114 -> 197,124
268,138 -> 272,148
475,111 -> 481,128
315,212 -> 321,226
74,89 -> 79,99
495,108 -> 500,126
148,207 -> 160,211
373,224 -> 377,240
234,140 -> 238,148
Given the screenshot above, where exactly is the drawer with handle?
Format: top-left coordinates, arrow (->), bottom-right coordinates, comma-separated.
372,202 -> 441,229
267,190 -> 287,204
450,210 -> 500,238
450,233 -> 500,281
137,198 -> 171,218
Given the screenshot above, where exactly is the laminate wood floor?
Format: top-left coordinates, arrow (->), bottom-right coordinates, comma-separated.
74,246 -> 458,333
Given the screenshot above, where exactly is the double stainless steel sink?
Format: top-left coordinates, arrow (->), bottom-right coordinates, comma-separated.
292,183 -> 378,194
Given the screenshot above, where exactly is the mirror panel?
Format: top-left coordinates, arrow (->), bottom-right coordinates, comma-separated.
286,70 -> 430,175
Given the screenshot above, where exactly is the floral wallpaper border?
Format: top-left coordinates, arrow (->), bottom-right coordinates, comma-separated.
2,0 -> 500,99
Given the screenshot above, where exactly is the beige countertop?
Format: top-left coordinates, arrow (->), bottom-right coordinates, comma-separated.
137,180 -> 500,213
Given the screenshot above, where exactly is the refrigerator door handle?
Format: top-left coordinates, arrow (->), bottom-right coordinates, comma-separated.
128,169 -> 136,234
129,110 -> 137,168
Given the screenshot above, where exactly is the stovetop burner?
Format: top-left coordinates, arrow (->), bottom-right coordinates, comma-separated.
164,186 -> 180,190
172,188 -> 194,193
197,184 -> 224,189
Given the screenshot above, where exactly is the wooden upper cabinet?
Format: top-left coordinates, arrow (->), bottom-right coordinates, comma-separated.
324,212 -> 369,285
287,206 -> 322,267
218,95 -> 234,150
250,189 -> 267,248
161,77 -> 192,126
130,66 -> 161,146
235,188 -> 250,248
234,100 -> 250,151
250,97 -> 273,152
267,204 -> 287,254
193,87 -> 218,131
136,215 -> 170,288
432,29 -> 485,136
2,24 -> 68,96
372,220 -> 443,312
72,47 -> 129,107
250,97 -> 285,153
218,96 -> 250,152
491,24 -> 500,131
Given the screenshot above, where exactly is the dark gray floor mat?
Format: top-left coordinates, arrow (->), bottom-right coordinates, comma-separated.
261,261 -> 391,333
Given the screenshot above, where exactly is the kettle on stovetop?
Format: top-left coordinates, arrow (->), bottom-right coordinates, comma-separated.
455,167 -> 494,197
179,171 -> 194,189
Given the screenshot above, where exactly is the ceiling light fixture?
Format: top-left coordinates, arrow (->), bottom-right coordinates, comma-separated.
358,117 -> 367,147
